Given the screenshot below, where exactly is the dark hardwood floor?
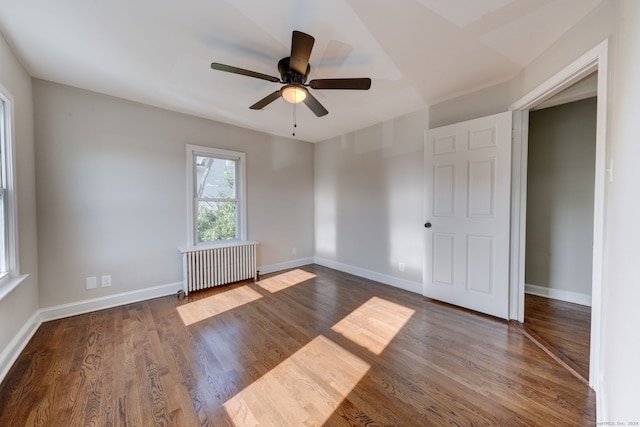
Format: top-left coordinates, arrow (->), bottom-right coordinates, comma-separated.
523,293 -> 592,382
0,265 -> 595,426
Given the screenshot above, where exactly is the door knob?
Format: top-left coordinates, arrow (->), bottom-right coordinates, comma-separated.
424,222 -> 432,228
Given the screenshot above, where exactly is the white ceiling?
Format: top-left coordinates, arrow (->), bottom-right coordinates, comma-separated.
0,0 -> 603,142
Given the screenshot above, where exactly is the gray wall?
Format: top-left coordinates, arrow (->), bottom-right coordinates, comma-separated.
314,109 -> 426,290
428,81 -> 512,129
604,0 -> 640,418
0,32 -> 39,363
525,98 -> 596,296
3,0 -> 640,419
428,0 -> 640,419
33,80 -> 314,308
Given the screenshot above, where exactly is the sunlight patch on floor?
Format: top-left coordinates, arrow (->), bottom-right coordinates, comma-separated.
256,269 -> 317,293
222,335 -> 370,426
177,286 -> 263,326
331,296 -> 415,355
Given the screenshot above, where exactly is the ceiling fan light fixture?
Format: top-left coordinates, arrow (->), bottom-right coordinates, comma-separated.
281,84 -> 307,104
211,31 -> 370,117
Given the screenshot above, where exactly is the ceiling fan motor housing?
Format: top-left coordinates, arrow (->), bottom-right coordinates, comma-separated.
278,57 -> 310,84
210,31 -> 369,117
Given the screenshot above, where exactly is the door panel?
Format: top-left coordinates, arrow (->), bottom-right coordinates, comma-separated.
467,235 -> 494,294
433,233 -> 455,286
468,159 -> 495,217
434,165 -> 455,216
424,112 -> 512,319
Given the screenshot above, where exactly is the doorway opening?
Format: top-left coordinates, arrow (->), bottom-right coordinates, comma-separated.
509,40 -> 608,391
523,78 -> 597,383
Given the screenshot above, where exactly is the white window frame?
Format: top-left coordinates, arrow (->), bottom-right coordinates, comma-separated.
186,144 -> 247,247
0,82 -> 23,301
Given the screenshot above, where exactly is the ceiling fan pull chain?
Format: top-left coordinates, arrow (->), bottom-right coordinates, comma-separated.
292,102 -> 297,136
210,32 -> 369,119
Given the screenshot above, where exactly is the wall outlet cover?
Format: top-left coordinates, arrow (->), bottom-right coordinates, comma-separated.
101,275 -> 112,287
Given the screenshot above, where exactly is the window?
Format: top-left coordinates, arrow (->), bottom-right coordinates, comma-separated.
0,84 -> 17,282
186,145 -> 246,246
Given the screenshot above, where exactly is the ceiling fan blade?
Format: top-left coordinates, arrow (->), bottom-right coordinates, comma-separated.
250,91 -> 281,110
303,92 -> 328,117
309,78 -> 372,90
290,31 -> 315,76
211,63 -> 280,83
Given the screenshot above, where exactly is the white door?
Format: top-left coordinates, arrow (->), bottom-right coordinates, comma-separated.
423,112 -> 512,319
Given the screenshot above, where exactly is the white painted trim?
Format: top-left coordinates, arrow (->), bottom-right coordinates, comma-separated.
185,144 -> 247,248
314,257 -> 422,294
39,281 -> 183,322
597,376 -> 607,424
0,82 -> 20,277
589,41 -> 608,395
510,41 -> 603,110
179,240 -> 259,254
0,261 -> 418,386
0,310 -> 41,384
1,281 -> 183,384
525,284 -> 591,307
509,39 -> 608,391
258,257 -> 315,276
0,273 -> 28,301
509,110 -> 529,322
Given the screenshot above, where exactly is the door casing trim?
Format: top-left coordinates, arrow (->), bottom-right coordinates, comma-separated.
509,39 -> 609,392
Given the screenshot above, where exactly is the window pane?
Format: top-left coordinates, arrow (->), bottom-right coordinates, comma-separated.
0,101 -> 5,274
197,200 -> 237,242
195,156 -> 236,199
187,145 -> 246,246
0,191 -> 4,274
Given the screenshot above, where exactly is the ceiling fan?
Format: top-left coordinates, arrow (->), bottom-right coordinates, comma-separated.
210,31 -> 371,117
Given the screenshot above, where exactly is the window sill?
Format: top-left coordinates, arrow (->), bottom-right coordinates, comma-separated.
0,274 -> 29,302
180,240 -> 259,254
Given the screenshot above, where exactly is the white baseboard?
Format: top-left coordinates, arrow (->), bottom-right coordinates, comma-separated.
1,281 -> 183,384
39,281 -> 184,322
0,310 -> 42,385
258,257 -> 315,276
525,283 -> 591,307
0,264 -> 416,386
1,261 -> 417,386
314,257 -> 422,294
596,376 -> 607,424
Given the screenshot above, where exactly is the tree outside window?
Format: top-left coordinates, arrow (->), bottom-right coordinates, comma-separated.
196,157 -> 237,242
186,145 -> 247,247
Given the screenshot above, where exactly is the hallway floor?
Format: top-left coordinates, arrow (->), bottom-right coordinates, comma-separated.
524,293 -> 591,382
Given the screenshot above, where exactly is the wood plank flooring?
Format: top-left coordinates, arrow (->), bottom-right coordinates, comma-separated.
0,265 -> 595,426
523,293 -> 591,382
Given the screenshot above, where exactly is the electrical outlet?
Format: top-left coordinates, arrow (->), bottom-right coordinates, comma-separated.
399,262 -> 405,272
86,276 -> 97,290
101,275 -> 112,287
292,247 -> 297,255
